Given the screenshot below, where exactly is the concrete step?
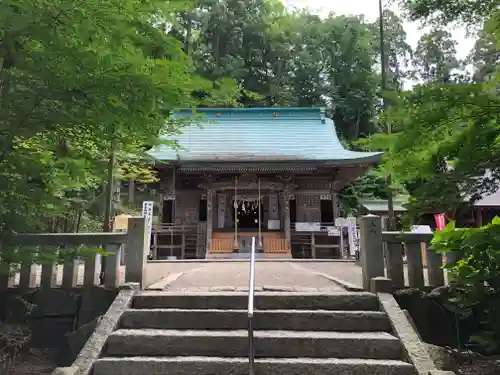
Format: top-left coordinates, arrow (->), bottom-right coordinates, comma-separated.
120,309 -> 391,332
94,356 -> 417,375
132,292 -> 379,311
105,329 -> 403,359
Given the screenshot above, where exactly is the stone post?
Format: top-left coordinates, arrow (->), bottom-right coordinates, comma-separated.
359,215 -> 386,291
125,217 -> 149,289
206,188 -> 213,251
104,243 -> 122,289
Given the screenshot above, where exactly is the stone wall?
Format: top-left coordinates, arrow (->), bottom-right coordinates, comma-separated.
0,287 -> 117,365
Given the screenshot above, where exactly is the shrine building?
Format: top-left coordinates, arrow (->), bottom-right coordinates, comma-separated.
131,107 -> 382,259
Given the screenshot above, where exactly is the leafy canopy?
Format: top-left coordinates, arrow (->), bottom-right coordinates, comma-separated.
0,0 -> 237,234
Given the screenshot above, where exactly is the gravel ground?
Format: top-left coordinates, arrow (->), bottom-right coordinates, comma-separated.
458,356 -> 500,375
9,348 -> 57,375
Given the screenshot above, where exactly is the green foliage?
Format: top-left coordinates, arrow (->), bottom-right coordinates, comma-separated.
165,1 -> 412,213
367,80 -> 500,219
0,0 -> 239,238
412,28 -> 460,83
171,2 -> 393,140
338,171 -> 390,216
430,217 -> 500,353
359,0 -> 500,222
400,0 -> 499,27
2,0 -> 494,238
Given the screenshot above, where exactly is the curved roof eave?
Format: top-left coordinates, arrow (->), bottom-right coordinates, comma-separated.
147,108 -> 384,164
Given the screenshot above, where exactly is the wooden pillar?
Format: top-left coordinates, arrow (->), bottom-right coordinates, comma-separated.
331,191 -> 339,220
181,233 -> 186,259
283,186 -> 291,244
217,193 -> 226,228
475,207 -> 483,227
206,188 -> 213,250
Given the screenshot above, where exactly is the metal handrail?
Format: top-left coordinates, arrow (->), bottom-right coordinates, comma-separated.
247,236 -> 256,375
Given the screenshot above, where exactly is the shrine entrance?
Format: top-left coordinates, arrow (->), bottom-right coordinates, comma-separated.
233,199 -> 262,230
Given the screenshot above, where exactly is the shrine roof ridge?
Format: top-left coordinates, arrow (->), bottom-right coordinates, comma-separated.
148,107 -> 382,164
174,107 -> 326,121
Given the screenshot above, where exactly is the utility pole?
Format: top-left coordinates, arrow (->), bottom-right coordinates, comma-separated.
378,0 -> 395,230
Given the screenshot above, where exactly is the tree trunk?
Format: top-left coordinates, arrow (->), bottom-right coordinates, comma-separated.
352,111 -> 361,140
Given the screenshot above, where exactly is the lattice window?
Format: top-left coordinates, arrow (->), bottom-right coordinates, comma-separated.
301,194 -> 320,208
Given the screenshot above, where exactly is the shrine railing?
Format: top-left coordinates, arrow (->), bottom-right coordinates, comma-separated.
263,238 -> 289,253
210,238 -> 234,253
152,223 -> 198,233
290,222 -> 340,233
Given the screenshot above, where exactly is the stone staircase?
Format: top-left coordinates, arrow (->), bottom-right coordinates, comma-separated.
93,291 -> 418,375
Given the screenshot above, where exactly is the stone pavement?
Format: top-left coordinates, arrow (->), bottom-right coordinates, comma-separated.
296,261 -> 363,287
147,261 -> 361,292
5,259 -> 363,290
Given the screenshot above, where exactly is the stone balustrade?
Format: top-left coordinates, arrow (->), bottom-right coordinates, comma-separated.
0,217 -> 149,290
359,215 -> 455,291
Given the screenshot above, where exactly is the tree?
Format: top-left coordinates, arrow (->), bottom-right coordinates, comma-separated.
400,0 -> 499,27
320,15 -> 380,140
368,79 -> 500,220
372,10 -> 414,93
468,24 -> 499,83
0,0 -> 232,236
166,0 -> 409,212
361,0 -> 499,221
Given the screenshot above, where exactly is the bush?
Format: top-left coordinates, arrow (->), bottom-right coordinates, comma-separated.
430,217 -> 500,353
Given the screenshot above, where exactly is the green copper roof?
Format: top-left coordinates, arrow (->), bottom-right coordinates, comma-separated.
360,199 -> 408,213
149,107 -> 382,164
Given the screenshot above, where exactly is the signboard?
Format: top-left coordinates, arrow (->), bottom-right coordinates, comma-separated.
142,201 -> 154,245
335,217 -> 349,226
345,217 -> 359,257
295,222 -> 321,232
327,226 -> 341,236
411,225 -> 432,234
268,220 -> 280,230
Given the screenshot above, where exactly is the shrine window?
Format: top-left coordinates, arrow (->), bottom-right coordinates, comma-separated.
289,199 -> 297,223
162,199 -> 175,224
320,199 -> 334,223
199,198 -> 207,222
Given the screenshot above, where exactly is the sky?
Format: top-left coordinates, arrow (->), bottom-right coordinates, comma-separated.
285,0 -> 477,60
